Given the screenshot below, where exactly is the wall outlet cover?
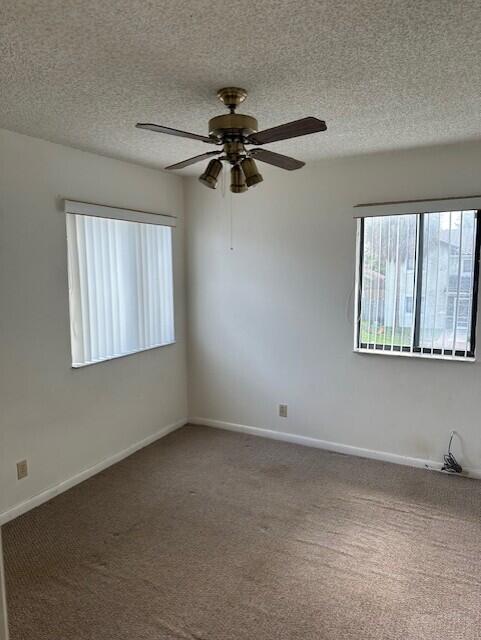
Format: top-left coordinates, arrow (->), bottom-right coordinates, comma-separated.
279,404 -> 288,418
17,460 -> 28,480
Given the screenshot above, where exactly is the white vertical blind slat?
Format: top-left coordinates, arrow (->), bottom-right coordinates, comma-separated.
390,216 -> 401,351
84,217 -> 99,360
165,229 -> 175,343
136,225 -> 145,349
146,225 -> 153,347
67,216 -> 87,364
365,219 -> 374,347
147,227 -> 155,346
161,229 -> 168,344
100,219 -> 113,358
409,215 -> 416,350
153,228 -> 162,345
465,213 -> 477,357
441,212 -> 452,356
115,222 -> 127,354
430,214 -> 441,352
383,217 -> 392,352
93,216 -> 107,359
399,218 -> 406,350
452,212 -> 464,354
67,216 -> 80,363
420,213 -> 431,347
108,221 -> 120,356
410,215 -> 422,353
374,217 -> 383,349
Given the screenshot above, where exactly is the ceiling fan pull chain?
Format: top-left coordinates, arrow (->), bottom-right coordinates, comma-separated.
230,191 -> 234,251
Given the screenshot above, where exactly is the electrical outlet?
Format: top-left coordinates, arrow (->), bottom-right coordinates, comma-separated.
17,459 -> 28,480
279,404 -> 288,418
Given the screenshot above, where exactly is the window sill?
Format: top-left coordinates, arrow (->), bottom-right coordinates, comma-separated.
354,347 -> 475,363
72,339 -> 176,368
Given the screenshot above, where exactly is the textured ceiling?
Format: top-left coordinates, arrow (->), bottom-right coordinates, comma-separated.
1,0 -> 481,174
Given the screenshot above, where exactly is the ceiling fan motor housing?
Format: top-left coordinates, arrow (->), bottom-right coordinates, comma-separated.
208,113 -> 258,140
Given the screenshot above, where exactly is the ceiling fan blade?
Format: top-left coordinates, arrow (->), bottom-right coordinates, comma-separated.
250,148 -> 305,171
136,122 -> 216,144
165,151 -> 221,170
248,117 -> 326,145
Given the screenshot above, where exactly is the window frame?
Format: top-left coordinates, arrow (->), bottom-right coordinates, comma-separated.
355,210 -> 481,361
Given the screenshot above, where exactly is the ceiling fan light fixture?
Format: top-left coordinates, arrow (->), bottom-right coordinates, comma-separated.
199,159 -> 223,189
241,157 -> 263,187
230,164 -> 247,193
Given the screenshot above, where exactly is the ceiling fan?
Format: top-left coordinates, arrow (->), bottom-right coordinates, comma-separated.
136,87 -> 327,193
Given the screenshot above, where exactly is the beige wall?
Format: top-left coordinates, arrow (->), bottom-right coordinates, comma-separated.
185,141 -> 481,471
0,129 -> 188,521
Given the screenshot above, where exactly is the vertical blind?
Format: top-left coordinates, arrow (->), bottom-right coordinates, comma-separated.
66,213 -> 175,367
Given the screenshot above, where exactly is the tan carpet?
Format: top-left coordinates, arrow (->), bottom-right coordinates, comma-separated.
3,425 -> 481,639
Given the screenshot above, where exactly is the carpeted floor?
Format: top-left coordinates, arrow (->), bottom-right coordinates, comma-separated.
3,425 -> 481,639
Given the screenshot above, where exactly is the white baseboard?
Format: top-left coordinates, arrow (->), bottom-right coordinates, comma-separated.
2,416 -> 478,529
0,418 -> 187,526
189,417 -> 481,479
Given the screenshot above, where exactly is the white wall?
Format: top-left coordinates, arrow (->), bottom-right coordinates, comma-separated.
0,530 -> 7,640
0,129 -> 188,521
185,141 -> 481,471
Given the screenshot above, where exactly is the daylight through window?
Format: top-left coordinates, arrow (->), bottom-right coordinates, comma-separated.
356,210 -> 480,359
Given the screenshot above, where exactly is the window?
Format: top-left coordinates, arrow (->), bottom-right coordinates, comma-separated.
355,210 -> 480,360
66,202 -> 175,367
